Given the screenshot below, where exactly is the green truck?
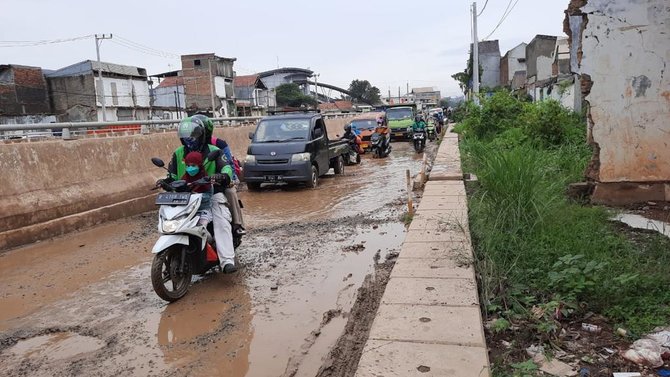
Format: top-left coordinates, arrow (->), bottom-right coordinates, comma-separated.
385,104 -> 416,139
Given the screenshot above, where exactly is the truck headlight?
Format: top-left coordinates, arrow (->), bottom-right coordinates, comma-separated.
245,155 -> 256,164
291,152 -> 311,162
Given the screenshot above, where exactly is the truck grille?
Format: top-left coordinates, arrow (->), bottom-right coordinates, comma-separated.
257,159 -> 289,164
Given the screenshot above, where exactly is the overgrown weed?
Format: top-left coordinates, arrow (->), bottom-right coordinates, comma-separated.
456,92 -> 670,339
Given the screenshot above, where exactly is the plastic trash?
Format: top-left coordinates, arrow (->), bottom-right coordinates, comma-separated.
657,369 -> 670,377
622,338 -> 669,368
581,323 -> 602,333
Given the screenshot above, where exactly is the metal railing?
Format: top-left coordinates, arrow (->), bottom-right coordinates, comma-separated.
0,113 -> 356,141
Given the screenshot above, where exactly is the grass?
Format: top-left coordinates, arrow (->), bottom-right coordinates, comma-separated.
456,93 -> 670,340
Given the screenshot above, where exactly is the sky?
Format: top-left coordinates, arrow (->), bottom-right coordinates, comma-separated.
1,0 -> 569,98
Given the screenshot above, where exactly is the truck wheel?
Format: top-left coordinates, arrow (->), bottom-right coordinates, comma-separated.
247,182 -> 261,191
306,165 -> 318,188
333,156 -> 344,174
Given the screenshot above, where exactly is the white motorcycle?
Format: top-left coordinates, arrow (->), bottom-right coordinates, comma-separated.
149,152 -> 242,302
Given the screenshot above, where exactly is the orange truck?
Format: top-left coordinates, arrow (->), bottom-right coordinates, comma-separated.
345,112 -> 387,151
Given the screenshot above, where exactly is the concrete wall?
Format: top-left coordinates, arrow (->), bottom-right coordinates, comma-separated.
47,75 -> 97,122
0,115 -> 354,250
527,35 -> 557,81
480,53 -> 501,88
576,0 -> 669,190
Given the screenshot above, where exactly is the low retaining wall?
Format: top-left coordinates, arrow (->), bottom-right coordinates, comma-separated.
0,116 -> 354,250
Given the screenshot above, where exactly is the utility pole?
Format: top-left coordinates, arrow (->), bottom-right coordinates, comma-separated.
398,87 -> 401,103
94,34 -> 112,121
471,2 -> 480,105
314,74 -> 319,102
388,88 -> 391,104
406,82 -> 409,96
208,58 -> 217,117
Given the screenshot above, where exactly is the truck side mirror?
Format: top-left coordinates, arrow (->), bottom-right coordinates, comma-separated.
248,132 -> 254,140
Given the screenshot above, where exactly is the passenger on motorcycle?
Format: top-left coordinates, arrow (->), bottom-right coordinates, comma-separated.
180,151 -> 213,227
193,114 -> 246,237
341,124 -> 363,154
163,117 -> 238,274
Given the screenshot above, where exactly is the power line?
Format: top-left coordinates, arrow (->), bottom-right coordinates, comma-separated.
483,0 -> 520,40
114,35 -> 180,58
477,0 -> 489,17
0,35 -> 93,47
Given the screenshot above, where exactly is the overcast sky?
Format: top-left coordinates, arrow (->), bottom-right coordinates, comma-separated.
1,0 -> 569,98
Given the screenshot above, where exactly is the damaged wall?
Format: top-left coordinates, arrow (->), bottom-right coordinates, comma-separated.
568,0 -> 670,204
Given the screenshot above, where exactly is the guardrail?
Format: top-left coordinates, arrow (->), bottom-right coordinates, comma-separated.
0,112 -> 356,141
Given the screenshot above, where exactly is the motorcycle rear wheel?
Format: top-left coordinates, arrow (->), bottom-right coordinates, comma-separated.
151,246 -> 193,302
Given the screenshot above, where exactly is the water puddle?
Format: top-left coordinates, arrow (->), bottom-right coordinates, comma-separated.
613,213 -> 670,238
6,331 -> 105,361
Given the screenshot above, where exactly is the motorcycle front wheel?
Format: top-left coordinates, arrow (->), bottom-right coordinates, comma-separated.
151,246 -> 193,302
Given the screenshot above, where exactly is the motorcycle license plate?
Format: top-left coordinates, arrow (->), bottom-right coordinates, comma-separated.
394,133 -> 403,137
156,192 -> 191,205
264,175 -> 282,182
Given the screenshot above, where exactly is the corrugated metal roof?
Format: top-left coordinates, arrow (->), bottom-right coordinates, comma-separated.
45,60 -> 147,78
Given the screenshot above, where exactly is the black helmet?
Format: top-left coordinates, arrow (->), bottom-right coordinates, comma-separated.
178,117 -> 206,152
415,115 -> 422,122
192,114 -> 214,140
344,124 -> 352,132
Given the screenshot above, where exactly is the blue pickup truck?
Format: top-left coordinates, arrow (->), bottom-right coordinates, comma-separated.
243,111 -> 350,190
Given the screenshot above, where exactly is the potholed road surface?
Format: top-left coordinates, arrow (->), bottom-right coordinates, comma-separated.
0,141 -> 435,377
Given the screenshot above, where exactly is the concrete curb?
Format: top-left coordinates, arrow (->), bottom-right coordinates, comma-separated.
355,130 -> 491,376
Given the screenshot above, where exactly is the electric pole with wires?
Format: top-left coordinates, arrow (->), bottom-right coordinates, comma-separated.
471,3 -> 480,105
95,34 -> 113,121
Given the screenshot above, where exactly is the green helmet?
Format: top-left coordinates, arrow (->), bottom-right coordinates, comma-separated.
178,116 -> 206,151
192,114 -> 214,140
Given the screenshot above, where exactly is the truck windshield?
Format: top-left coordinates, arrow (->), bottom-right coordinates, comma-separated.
254,119 -> 310,142
350,119 -> 376,131
386,108 -> 413,120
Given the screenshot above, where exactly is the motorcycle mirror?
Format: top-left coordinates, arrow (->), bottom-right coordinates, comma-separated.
151,157 -> 165,168
336,134 -> 340,137
206,149 -> 222,161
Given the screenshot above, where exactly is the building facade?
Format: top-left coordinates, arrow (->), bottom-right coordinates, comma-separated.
526,35 -> 557,100
500,43 -> 527,89
257,67 -> 313,95
180,53 -> 236,117
46,60 -> 150,122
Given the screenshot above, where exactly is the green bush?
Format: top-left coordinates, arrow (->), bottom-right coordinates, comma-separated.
520,99 -> 586,147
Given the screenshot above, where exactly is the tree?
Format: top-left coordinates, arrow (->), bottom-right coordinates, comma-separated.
451,54 -> 483,96
348,80 -> 381,105
275,83 -> 317,108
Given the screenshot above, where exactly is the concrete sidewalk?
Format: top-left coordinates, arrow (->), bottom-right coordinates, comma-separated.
355,131 -> 491,376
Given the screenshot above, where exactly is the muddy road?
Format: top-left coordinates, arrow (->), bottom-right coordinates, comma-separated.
0,141 -> 435,377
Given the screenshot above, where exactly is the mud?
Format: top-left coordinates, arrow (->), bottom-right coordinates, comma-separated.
0,141 -> 436,377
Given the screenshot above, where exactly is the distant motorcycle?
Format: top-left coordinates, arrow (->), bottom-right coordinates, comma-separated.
149,152 -> 243,302
345,136 -> 363,165
412,130 -> 426,153
369,131 -> 391,158
426,121 -> 437,141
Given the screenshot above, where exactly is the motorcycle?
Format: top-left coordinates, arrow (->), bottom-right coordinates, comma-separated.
369,131 -> 391,158
426,120 -> 437,141
412,130 -> 426,153
149,151 -> 242,302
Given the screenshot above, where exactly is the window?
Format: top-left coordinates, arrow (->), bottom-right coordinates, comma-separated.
194,59 -> 201,66
314,119 -> 325,139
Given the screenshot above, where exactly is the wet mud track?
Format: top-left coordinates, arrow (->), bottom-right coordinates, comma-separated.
0,142 -> 436,377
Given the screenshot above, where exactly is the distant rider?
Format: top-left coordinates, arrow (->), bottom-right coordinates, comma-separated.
410,114 -> 427,135
341,124 -> 363,154
162,117 -> 238,274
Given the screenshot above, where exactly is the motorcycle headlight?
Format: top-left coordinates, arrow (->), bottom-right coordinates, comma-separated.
162,219 -> 180,233
291,152 -> 311,162
245,155 -> 256,164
